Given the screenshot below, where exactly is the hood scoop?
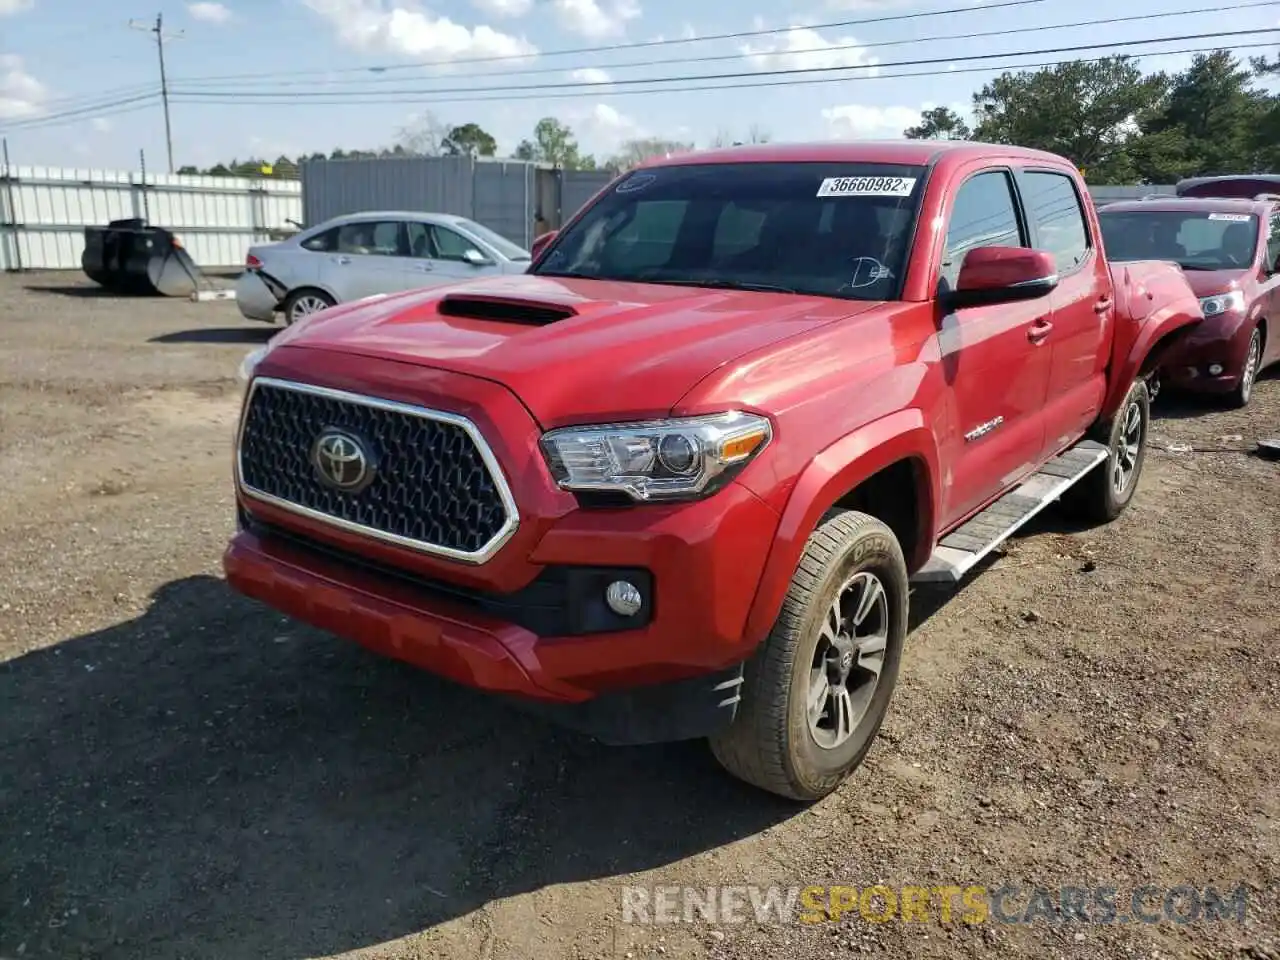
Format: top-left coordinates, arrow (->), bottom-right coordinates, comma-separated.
438,293 -> 577,326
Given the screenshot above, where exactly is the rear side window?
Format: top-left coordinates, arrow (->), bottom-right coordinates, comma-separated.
300,228 -> 335,252
1268,212 -> 1280,271
1022,171 -> 1090,273
941,170 -> 1023,290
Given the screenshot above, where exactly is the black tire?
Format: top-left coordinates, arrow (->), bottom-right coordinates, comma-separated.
1227,325 -> 1263,410
709,509 -> 908,802
1062,378 -> 1150,524
282,287 -> 336,326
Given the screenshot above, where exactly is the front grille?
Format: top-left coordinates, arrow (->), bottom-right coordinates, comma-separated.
236,378 -> 516,562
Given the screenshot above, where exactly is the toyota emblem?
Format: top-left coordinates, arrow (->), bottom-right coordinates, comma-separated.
311,429 -> 374,493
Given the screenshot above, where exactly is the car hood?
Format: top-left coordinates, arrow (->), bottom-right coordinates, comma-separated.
266,274 -> 882,427
1178,269 -> 1246,298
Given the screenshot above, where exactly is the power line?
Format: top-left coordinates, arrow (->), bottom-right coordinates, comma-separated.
167,0 -> 1280,92
162,0 -> 1055,85
0,92 -> 163,132
164,40 -> 1280,110
170,27 -> 1280,100
129,13 -> 184,173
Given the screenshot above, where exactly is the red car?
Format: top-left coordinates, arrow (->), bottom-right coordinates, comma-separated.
225,141 -> 1202,800
1098,193 -> 1280,407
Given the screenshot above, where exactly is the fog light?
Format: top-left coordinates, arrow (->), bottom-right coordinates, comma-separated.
605,580 -> 643,617
1208,363 -> 1224,376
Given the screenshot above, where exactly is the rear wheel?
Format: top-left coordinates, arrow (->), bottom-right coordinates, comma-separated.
709,510 -> 908,802
1062,378 -> 1150,524
1228,326 -> 1263,409
283,288 -> 335,325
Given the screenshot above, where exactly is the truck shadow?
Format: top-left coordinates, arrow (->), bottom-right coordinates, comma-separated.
0,575 -> 797,960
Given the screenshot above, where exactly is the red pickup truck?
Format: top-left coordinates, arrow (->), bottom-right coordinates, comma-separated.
225,142 -> 1202,801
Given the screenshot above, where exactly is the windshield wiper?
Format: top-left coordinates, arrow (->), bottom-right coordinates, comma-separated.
649,277 -> 799,294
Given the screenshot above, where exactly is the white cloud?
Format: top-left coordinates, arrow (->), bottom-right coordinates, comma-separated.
187,1 -> 233,22
470,0 -> 533,16
569,67 -> 612,86
302,0 -> 537,62
0,54 -> 47,119
90,117 -> 113,133
742,26 -> 879,74
551,0 -> 640,40
566,102 -> 644,156
0,0 -> 34,15
821,100 -> 972,139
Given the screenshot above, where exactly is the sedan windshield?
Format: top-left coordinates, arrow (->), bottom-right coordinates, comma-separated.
531,161 -> 928,301
457,218 -> 531,261
1098,210 -> 1259,270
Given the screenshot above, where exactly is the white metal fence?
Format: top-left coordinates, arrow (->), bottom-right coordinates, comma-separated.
0,164 -> 302,272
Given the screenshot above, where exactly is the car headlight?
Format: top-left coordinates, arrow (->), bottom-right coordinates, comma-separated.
238,345 -> 269,382
1199,290 -> 1246,317
539,412 -> 773,502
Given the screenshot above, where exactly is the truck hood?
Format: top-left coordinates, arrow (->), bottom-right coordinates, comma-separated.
267,274 -> 881,427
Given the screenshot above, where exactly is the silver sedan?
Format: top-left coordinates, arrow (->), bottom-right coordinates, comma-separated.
235,210 -> 532,325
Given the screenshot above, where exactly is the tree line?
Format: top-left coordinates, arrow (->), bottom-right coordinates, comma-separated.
179,49 -> 1279,185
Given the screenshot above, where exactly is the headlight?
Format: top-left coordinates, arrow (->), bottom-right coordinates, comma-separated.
1199,290 -> 1246,317
238,346 -> 269,381
539,411 -> 773,502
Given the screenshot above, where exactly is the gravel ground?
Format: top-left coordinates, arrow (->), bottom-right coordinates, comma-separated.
1,270 -> 1277,960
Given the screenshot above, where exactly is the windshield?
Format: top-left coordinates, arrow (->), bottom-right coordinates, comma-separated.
531,161 -> 928,300
1098,210 -> 1259,270
458,218 -> 530,261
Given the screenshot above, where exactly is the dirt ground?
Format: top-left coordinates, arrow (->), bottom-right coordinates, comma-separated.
0,270 -> 1277,960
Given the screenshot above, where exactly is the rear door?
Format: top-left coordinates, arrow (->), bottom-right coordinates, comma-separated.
935,165 -> 1053,528
319,218 -> 412,301
1265,210 -> 1280,368
1014,167 -> 1111,456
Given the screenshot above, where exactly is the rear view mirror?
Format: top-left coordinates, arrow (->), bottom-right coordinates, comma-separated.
531,230 -> 558,260
945,246 -> 1059,309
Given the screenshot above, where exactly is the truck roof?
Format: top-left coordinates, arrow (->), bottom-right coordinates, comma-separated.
640,139 -> 1075,170
1098,196 -> 1273,215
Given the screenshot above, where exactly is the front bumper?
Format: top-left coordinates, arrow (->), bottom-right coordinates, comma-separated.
223,347 -> 783,742
1158,312 -> 1253,393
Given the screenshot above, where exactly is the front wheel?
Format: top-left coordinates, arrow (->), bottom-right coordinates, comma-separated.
1062,378 -> 1150,524
1228,326 -> 1263,409
709,509 -> 908,802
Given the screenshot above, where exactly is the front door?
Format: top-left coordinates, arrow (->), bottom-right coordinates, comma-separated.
935,166 -> 1053,529
1015,168 -> 1111,456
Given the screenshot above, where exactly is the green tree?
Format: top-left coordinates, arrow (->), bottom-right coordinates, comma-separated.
442,122 -> 498,157
1134,51 -> 1271,180
972,56 -> 1169,182
903,106 -> 971,140
513,117 -> 595,169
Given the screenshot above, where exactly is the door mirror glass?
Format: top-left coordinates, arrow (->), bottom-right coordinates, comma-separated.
462,247 -> 491,266
944,246 -> 1059,309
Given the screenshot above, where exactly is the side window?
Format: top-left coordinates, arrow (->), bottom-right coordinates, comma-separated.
1021,171 -> 1090,274
405,221 -> 434,259
334,220 -> 403,257
1268,212 -> 1280,271
941,170 -> 1023,289
300,228 -> 336,252
430,225 -> 475,261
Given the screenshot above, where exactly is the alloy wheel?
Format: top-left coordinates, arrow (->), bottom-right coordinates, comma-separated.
807,571 -> 889,750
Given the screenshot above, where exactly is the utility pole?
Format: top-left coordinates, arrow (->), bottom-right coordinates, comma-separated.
130,14 -> 184,174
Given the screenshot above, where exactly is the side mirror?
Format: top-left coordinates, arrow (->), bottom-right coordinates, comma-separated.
462,248 -> 492,266
531,230 -> 558,260
944,246 -> 1059,309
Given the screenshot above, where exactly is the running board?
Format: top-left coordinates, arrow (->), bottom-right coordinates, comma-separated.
911,440 -> 1109,584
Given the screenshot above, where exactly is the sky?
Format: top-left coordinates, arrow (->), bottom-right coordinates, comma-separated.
0,0 -> 1277,172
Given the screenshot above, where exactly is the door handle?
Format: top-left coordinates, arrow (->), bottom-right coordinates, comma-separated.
415,262 -> 434,272
333,256 -> 351,265
1027,318 -> 1054,343
1094,297 -> 1113,314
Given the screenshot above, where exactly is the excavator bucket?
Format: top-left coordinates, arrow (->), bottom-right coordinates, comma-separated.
80,218 -> 202,298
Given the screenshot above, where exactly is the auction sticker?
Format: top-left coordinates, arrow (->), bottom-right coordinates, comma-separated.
1207,213 -> 1252,221
817,176 -> 917,198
